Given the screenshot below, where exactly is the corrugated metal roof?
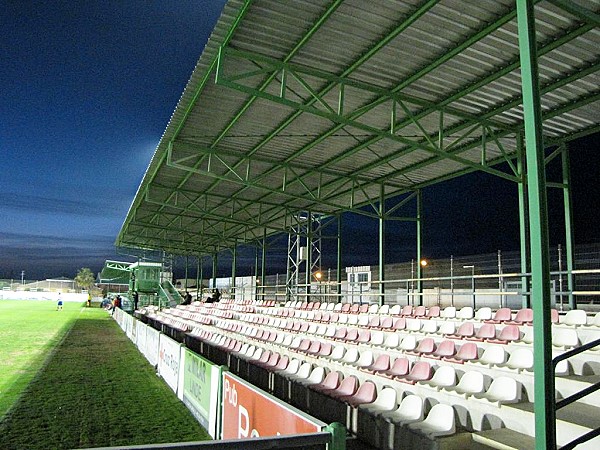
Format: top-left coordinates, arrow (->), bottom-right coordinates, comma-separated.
117,0 -> 600,255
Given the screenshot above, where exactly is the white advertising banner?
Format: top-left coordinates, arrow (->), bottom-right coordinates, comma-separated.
113,308 -> 124,327
144,326 -> 160,367
158,334 -> 182,394
124,313 -> 133,335
136,322 -> 147,354
119,309 -> 128,331
126,315 -> 136,342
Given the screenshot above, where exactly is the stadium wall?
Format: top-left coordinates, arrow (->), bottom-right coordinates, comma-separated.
111,308 -> 334,446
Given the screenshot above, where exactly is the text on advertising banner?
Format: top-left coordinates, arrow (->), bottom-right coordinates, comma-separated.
221,372 -> 323,439
158,334 -> 181,393
181,348 -> 221,438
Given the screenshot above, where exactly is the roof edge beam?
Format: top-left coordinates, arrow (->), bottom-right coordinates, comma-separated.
546,0 -> 600,27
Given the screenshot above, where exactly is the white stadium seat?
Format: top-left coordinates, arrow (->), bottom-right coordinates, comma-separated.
408,403 -> 456,439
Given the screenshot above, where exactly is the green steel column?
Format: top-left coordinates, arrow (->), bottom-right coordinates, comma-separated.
562,146 -> 576,309
184,255 -> 189,291
516,1 -> 556,448
196,256 -> 201,299
337,214 -> 342,303
286,232 -> 292,302
254,245 -> 259,301
306,212 -> 312,297
212,253 -> 218,290
231,241 -> 237,299
416,190 -> 423,306
379,184 -> 386,306
517,133 -> 531,308
261,229 -> 267,301
325,422 -> 346,450
254,245 -> 259,279
199,257 -> 203,298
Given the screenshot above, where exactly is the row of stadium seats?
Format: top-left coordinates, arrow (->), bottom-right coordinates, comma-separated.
138,303 -> 600,449
181,298 -> 600,328
156,303 -> 591,352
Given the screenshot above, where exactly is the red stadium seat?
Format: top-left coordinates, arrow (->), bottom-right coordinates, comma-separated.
444,342 -> 478,364
310,371 -> 342,393
485,307 -> 512,324
338,380 -> 377,408
395,361 -> 433,384
377,357 -> 410,378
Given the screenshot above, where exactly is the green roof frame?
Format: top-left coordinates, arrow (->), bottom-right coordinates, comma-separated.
116,2 -> 599,448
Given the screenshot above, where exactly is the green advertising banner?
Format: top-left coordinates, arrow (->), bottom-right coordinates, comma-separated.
180,348 -> 221,438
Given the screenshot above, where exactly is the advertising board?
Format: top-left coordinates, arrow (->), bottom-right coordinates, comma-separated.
221,372 -> 324,440
126,315 -> 136,342
121,311 -> 130,332
136,321 -> 147,353
180,348 -> 221,438
113,307 -> 124,327
158,334 -> 181,393
144,326 -> 160,367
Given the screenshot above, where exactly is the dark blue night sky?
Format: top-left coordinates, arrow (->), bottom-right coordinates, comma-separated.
1,1 -> 227,279
1,1 -> 598,280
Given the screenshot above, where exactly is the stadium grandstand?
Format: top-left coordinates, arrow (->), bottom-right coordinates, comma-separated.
114,1 -> 600,449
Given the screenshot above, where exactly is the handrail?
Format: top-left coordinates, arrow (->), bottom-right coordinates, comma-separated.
553,337 -> 600,367
83,431 -> 335,450
554,337 -> 600,449
559,427 -> 600,450
159,280 -> 184,307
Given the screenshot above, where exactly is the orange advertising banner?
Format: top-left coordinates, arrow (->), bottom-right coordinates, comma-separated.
221,372 -> 323,439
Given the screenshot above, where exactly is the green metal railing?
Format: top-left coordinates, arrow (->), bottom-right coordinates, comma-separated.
159,280 -> 184,307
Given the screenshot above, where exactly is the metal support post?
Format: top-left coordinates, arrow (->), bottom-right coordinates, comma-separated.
306,212 -> 312,298
558,244 -> 564,311
562,147 -> 576,309
379,184 -> 386,306
464,265 -> 476,309
410,259 -> 415,305
337,214 -> 342,303
517,1 -> 556,448
450,255 -> 454,307
261,229 -> 267,301
286,233 -> 292,302
184,255 -> 188,291
231,242 -> 237,300
416,190 -> 423,305
498,250 -> 504,308
254,245 -> 259,302
196,256 -> 201,299
325,422 -> 346,450
212,253 -> 218,290
517,133 -> 531,308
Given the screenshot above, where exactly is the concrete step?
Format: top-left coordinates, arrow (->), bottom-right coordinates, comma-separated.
472,401 -> 600,450
471,428 -> 534,450
507,400 -> 600,430
437,432 -> 475,450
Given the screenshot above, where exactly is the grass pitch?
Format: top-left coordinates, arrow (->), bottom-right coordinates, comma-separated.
0,301 -> 210,449
0,299 -> 81,418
